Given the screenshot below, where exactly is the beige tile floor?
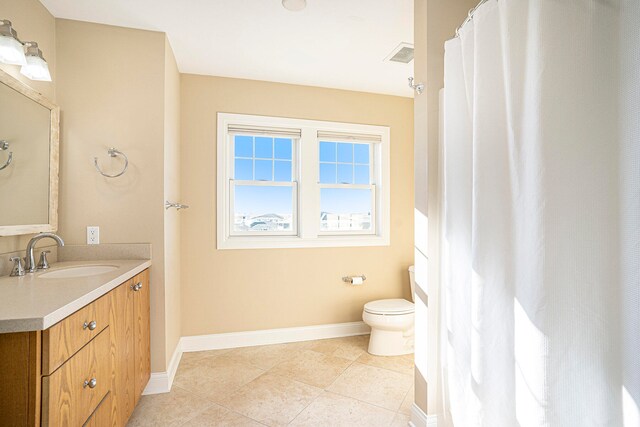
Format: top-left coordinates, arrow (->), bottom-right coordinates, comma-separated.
128,335 -> 414,427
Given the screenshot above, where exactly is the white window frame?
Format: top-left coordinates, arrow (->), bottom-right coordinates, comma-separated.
217,112 -> 390,250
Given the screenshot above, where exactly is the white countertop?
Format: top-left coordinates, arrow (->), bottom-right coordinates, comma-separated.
0,259 -> 151,333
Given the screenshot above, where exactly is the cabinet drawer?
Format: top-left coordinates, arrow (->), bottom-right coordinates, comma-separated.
83,392 -> 111,427
43,293 -> 110,375
42,328 -> 111,427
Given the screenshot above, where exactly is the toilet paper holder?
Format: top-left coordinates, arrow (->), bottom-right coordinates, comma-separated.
342,275 -> 367,284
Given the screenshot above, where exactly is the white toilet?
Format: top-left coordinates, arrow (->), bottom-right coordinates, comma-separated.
362,266 -> 415,356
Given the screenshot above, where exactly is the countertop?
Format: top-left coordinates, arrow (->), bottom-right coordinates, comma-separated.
0,259 -> 152,333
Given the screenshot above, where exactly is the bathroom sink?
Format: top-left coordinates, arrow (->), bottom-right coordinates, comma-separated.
38,265 -> 119,279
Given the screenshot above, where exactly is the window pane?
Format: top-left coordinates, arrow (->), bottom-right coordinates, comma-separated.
234,159 -> 253,180
337,143 -> 353,163
337,164 -> 353,184
255,159 -> 273,180
274,160 -> 292,182
255,137 -> 273,159
275,138 -> 292,160
354,165 -> 370,184
319,163 -> 336,184
234,185 -> 294,232
235,135 -> 253,158
320,188 -> 372,231
319,141 -> 336,162
354,144 -> 370,164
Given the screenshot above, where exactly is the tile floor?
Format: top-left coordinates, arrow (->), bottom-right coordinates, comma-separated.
127,335 -> 414,427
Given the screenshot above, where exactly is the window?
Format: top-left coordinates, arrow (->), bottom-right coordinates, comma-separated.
231,134 -> 297,235
217,113 -> 390,249
318,139 -> 375,234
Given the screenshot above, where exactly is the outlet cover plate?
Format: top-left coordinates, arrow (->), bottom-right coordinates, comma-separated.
87,226 -> 100,245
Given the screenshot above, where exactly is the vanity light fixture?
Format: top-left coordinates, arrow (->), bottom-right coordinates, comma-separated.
20,42 -> 51,82
282,0 -> 307,12
0,20 -> 26,66
0,19 -> 52,82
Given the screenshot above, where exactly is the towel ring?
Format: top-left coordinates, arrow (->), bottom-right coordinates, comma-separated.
0,140 -> 12,172
94,147 -> 128,178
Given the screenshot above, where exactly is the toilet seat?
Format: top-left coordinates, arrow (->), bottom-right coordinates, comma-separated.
364,299 -> 414,316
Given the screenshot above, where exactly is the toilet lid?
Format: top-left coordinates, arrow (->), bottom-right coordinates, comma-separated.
364,299 -> 415,315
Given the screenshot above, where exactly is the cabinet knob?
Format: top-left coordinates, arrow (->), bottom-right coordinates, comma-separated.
83,378 -> 97,389
83,320 -> 97,331
131,282 -> 142,291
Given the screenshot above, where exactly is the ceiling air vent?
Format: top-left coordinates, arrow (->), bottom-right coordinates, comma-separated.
385,42 -> 414,64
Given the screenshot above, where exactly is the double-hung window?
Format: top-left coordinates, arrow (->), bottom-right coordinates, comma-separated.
318,133 -> 378,235
217,113 -> 390,249
228,125 -> 299,236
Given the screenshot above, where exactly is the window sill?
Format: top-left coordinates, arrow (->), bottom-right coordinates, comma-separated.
217,234 -> 390,250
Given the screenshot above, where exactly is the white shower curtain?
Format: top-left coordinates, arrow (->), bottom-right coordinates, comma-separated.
441,1 -> 639,426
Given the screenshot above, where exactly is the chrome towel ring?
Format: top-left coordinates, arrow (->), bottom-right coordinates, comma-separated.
0,140 -> 13,171
94,147 -> 128,178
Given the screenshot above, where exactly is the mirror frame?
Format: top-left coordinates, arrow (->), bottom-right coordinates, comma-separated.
0,68 -> 59,236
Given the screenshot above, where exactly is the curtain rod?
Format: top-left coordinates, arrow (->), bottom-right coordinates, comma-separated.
455,0 -> 491,38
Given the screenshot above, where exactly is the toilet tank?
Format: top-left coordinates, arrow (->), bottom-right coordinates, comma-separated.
408,266 -> 415,302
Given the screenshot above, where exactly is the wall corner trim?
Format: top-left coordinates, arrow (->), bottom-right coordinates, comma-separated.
142,341 -> 183,395
410,403 -> 438,427
142,321 -> 370,395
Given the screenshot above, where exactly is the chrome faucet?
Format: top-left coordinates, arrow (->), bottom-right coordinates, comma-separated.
25,232 -> 64,273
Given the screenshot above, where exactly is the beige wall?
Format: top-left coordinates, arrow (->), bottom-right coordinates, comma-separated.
55,19 -> 172,372
163,38 -> 182,365
180,75 -> 414,336
413,0 -> 479,418
0,0 -> 56,254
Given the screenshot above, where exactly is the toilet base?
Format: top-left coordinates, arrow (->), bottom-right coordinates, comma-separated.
368,328 -> 414,356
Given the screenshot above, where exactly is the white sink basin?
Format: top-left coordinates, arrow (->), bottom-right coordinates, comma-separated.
39,265 -> 119,279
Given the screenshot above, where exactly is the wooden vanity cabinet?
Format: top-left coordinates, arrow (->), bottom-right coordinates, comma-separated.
0,268 -> 150,426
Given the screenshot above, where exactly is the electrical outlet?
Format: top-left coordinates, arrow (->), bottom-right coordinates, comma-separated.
87,226 -> 100,245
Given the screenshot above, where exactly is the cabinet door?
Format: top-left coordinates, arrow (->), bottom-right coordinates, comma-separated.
109,280 -> 135,426
132,269 -> 151,402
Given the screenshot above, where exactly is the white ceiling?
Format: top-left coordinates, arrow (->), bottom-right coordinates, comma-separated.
39,0 -> 414,97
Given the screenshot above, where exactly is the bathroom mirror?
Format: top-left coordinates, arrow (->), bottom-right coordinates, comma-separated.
0,68 -> 59,236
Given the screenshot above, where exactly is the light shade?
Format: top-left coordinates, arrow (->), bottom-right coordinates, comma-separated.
282,0 -> 306,12
0,34 -> 26,66
20,55 -> 51,81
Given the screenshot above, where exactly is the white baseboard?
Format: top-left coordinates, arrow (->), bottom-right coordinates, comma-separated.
143,372 -> 170,395
142,321 -> 370,394
142,340 -> 183,395
410,403 -> 438,427
180,321 -> 370,353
